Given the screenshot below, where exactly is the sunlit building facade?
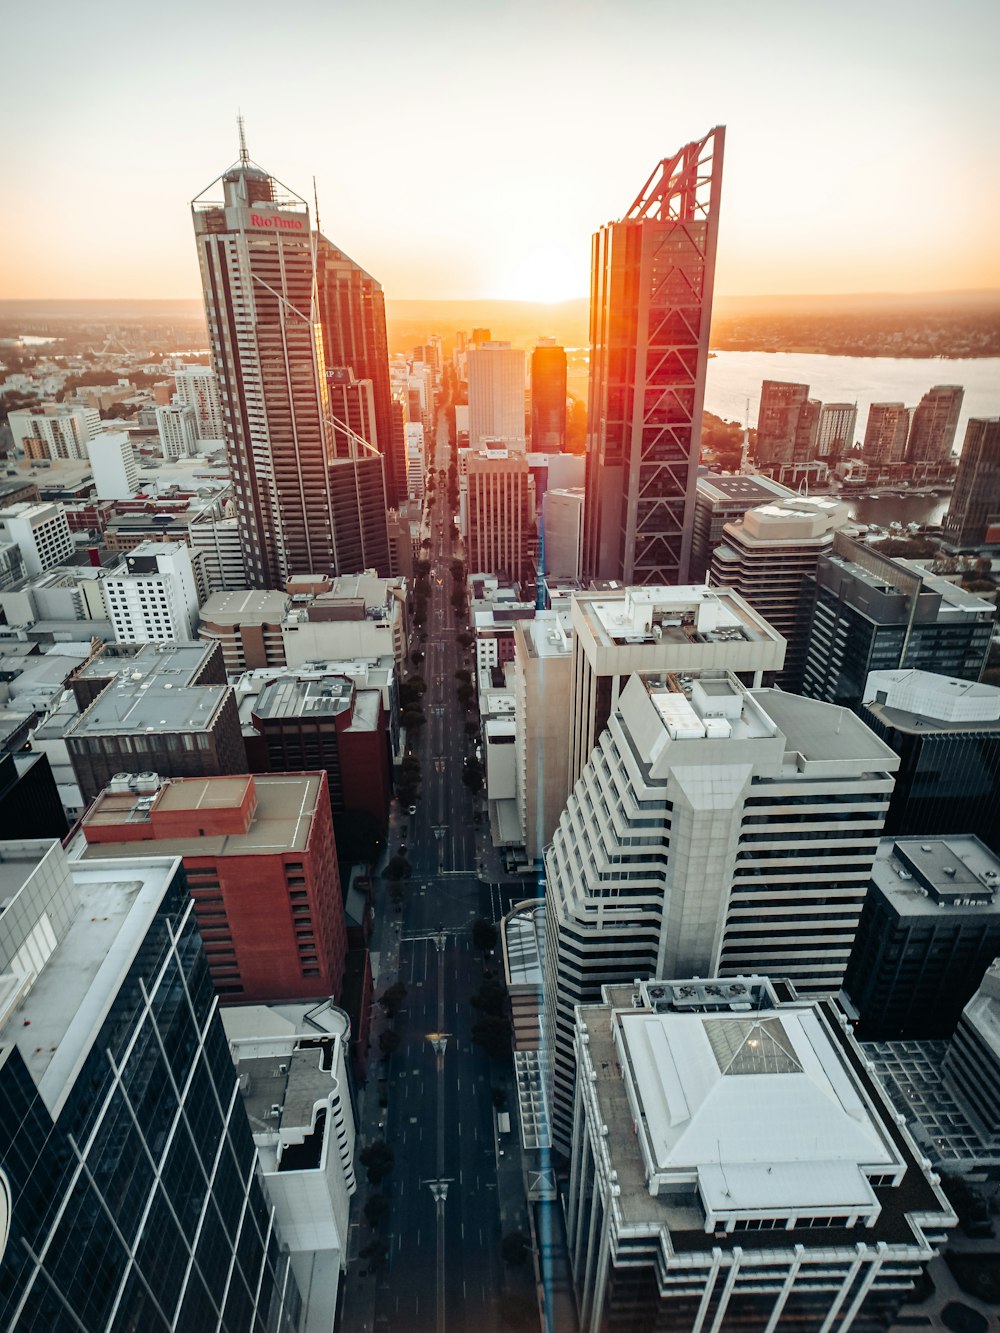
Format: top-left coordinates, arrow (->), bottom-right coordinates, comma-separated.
583,128 -> 725,586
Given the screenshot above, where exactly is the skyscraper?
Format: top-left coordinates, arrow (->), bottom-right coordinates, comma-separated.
815,400 -> 858,459
583,127 -> 725,585
752,379 -> 811,470
173,364 -> 225,440
943,417 -> 1000,547
314,232 -> 407,507
907,384 -> 965,464
192,142 -> 337,587
468,341 -> 526,449
464,449 -> 536,587
530,337 -> 567,451
863,402 -> 911,465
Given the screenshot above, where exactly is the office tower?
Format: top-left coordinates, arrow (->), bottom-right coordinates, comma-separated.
192,146 -> 338,587
225,1002 -> 357,1326
584,128 -> 724,586
88,429 -> 139,498
794,395 -> 822,461
155,401 -> 198,457
189,507 -> 245,591
863,402 -> 911,465
943,417 -> 1000,548
470,326 -> 492,346
464,449 -> 536,587
689,473 -> 795,581
530,337 -> 567,451
101,539 -> 201,642
280,572 -> 408,673
568,976 -> 954,1333
324,367 -> 391,576
943,960 -> 1000,1148
753,380 -> 811,469
0,501 -> 73,575
405,421 -> 425,499
513,613 -> 573,863
468,341 -> 526,449
76,771 -> 347,1003
315,232 -> 406,506
8,404 -> 100,460
907,384 -> 964,464
860,668 -> 1000,854
173,363 -> 225,439
816,400 -> 858,459
541,486 -> 584,580
250,674 -> 391,827
800,533 -> 995,708
544,670 -> 897,1148
66,678 -> 247,804
709,495 -> 852,687
0,837 -> 303,1331
566,584 -> 785,797
844,835 -> 1000,1039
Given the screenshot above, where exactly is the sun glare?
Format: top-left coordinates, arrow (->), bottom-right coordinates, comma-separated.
504,245 -> 586,304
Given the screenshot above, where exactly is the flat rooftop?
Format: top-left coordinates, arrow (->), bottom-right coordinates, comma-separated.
77,774 -> 321,857
254,675 -> 354,720
872,836 -> 1000,915
503,901 -> 545,988
863,669 -> 1000,732
75,640 -> 216,686
696,474 -> 794,504
200,589 -> 291,624
68,681 -> 229,735
579,584 -> 781,649
755,688 -> 900,765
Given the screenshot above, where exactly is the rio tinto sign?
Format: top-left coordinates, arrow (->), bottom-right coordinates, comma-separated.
250,212 -> 304,231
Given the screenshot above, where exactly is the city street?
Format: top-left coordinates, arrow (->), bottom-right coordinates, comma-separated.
342,408 -> 533,1333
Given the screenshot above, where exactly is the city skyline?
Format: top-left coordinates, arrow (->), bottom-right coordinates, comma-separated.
3,0 -> 998,303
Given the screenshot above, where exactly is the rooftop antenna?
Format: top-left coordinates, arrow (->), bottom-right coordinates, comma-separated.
237,111 -> 249,167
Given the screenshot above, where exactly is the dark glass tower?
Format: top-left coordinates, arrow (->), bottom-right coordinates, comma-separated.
530,338 -> 567,451
583,127 -> 725,586
315,233 -> 406,508
0,841 -> 301,1332
943,417 -> 1000,547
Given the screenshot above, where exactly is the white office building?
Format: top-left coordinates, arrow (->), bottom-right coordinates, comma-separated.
0,502 -> 74,576
189,509 -> 246,592
173,364 -> 225,440
156,403 -> 199,458
405,421 -> 424,499
101,540 -> 200,642
816,401 -> 859,458
568,976 -> 955,1333
542,486 -> 584,581
88,430 -> 139,499
468,342 -> 525,450
544,670 -> 898,1149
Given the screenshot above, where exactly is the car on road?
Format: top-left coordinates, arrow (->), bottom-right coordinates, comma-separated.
407,804 -> 417,815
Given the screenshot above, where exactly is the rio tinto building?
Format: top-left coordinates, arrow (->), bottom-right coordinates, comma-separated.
191,149 -> 339,587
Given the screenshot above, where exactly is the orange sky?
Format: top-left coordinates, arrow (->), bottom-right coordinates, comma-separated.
2,0 -> 998,303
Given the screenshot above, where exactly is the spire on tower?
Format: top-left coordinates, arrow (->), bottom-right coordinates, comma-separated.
237,112 -> 249,167
312,176 -> 321,235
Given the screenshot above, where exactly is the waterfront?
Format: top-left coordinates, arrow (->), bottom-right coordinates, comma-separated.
704,351 -> 1000,454
846,492 -> 950,529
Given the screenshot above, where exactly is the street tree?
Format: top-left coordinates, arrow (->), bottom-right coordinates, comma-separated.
382,854 -> 412,882
360,1238 -> 389,1267
472,918 -> 498,952
454,668 -> 472,684
501,1231 -> 529,1267
471,1013 -> 512,1061
359,1140 -> 395,1184
378,1029 -> 401,1058
471,979 -> 507,1016
364,1193 -> 390,1227
379,981 -> 408,1016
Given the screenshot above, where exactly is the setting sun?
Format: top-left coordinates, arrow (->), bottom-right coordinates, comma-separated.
500,244 -> 586,304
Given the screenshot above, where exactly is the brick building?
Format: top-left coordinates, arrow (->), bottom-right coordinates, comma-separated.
74,771 -> 347,1003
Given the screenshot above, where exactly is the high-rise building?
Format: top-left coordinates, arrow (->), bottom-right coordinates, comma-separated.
75,771 -> 348,1004
943,417 -> 1000,548
844,835 -> 1000,1039
0,502 -> 74,575
566,584 -> 785,798
100,539 -> 200,642
689,473 -> 795,582
800,533 -> 995,708
324,367 -> 391,576
860,668 -> 1000,854
173,363 -> 225,439
315,232 -> 406,507
942,960 -> 1000,1151
464,449 -> 536,588
541,486 -> 584,581
584,128 -> 725,586
192,146 -> 338,587
753,380 -> 811,470
468,342 -> 526,449
530,338 -> 567,451
189,507 -> 246,591
0,837 -> 303,1331
863,402 -> 911,465
709,495 -> 852,687
568,975 -> 954,1333
8,404 -> 101,461
907,384 -> 964,464
512,612 -> 573,864
815,400 -> 858,459
155,401 -> 199,457
88,429 -> 139,498
544,670 -> 897,1148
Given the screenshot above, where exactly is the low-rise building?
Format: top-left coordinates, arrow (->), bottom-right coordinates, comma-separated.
199,588 -> 292,673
